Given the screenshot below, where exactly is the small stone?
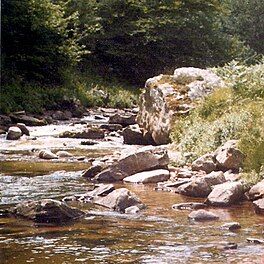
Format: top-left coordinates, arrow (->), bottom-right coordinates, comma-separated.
39,150 -> 58,160
221,222 -> 241,231
246,238 -> 264,244
56,151 -> 73,157
125,206 -> 140,214
172,202 -> 207,210
217,242 -> 238,250
80,140 -> 98,145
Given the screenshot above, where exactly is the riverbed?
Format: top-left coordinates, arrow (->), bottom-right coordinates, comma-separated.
0,117 -> 263,264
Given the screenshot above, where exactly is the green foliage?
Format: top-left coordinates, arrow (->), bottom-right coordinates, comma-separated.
1,0 -> 85,84
73,0 -> 232,83
171,61 -> 264,175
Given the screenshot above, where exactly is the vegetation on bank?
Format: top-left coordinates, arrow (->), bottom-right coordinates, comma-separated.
171,60 -> 264,181
1,0 -> 264,113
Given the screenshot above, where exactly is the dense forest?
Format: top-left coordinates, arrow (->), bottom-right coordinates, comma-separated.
1,0 -> 263,113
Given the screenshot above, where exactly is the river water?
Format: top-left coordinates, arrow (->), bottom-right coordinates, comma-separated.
0,122 -> 263,264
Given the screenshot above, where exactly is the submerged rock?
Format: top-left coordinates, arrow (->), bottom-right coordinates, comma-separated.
94,146 -> 169,182
94,188 -> 145,213
188,209 -> 219,221
10,199 -> 85,224
137,67 -> 224,145
123,169 -> 170,184
172,202 -> 207,210
206,181 -> 244,206
6,126 -> 22,140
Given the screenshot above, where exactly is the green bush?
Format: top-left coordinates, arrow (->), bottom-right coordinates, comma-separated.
171,60 -> 264,176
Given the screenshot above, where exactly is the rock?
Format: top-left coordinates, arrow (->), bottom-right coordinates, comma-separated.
100,124 -> 123,132
137,68 -> 224,145
246,238 -> 264,244
6,126 -> 22,140
0,115 -> 11,126
155,179 -> 191,192
59,127 -> 105,139
125,205 -> 140,214
94,188 -> 145,213
214,140 -> 245,171
16,123 -> 30,136
123,169 -> 170,184
188,209 -> 219,221
221,222 -> 241,231
82,165 -> 105,179
10,199 -> 84,224
123,124 -> 155,145
253,198 -> 264,215
172,202 -> 207,210
191,153 -> 216,173
52,110 -> 72,120
206,181 -> 244,206
248,180 -> 264,200
10,114 -> 46,126
177,171 -> 226,198
80,140 -> 98,145
39,150 -> 58,160
0,129 -> 6,135
176,168 -> 206,178
217,242 -> 238,250
94,146 -> 169,182
56,151 -> 73,158
109,113 -> 136,127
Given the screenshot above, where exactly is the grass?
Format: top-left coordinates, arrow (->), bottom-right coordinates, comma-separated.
171,60 -> 264,179
0,68 -> 140,114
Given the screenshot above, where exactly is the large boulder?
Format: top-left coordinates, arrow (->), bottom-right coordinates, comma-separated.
206,181 -> 244,206
247,180 -> 264,200
253,198 -> 264,215
214,140 -> 245,171
94,146 -> 169,182
10,114 -> 46,126
123,169 -> 170,184
177,171 -> 226,198
6,126 -> 22,140
10,199 -> 84,224
137,67 -> 224,145
94,188 -> 145,213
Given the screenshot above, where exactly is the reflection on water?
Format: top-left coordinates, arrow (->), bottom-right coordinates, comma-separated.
0,172 -> 263,263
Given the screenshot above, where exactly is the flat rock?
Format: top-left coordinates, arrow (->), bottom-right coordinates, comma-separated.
10,114 -> 46,126
248,180 -> 264,200
10,199 -> 84,224
6,126 -> 22,140
123,169 -> 170,184
94,146 -> 169,182
206,181 -> 244,206
94,188 -> 145,213
59,127 -> 105,139
253,198 -> 264,215
188,209 -> 219,221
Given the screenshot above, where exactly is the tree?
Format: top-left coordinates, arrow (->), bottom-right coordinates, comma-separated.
74,0 -> 231,83
1,0 -> 85,85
